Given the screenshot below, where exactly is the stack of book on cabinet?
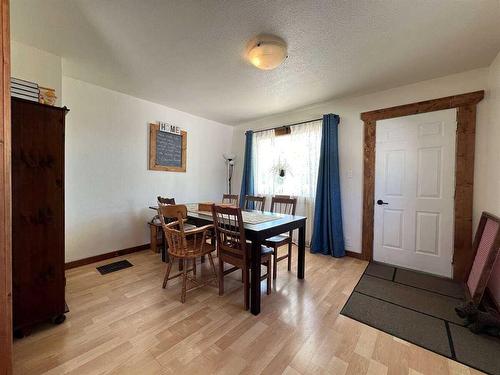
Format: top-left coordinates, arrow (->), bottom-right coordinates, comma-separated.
39,86 -> 57,105
11,77 -> 40,102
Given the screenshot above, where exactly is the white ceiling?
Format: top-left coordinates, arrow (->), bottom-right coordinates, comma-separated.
10,0 -> 500,125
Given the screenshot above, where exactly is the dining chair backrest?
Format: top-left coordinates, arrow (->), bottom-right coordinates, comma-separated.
158,203 -> 206,258
244,195 -> 266,212
158,203 -> 187,232
271,196 -> 297,216
222,194 -> 239,206
158,204 -> 186,254
157,196 -> 176,205
157,196 -> 178,225
211,204 -> 247,264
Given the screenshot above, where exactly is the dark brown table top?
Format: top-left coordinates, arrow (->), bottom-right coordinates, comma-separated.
149,205 -> 306,238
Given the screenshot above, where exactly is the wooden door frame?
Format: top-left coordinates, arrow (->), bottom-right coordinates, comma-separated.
360,90 -> 484,281
0,0 -> 11,373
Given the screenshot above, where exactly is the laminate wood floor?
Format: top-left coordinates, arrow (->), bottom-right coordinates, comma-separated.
13,248 -> 484,375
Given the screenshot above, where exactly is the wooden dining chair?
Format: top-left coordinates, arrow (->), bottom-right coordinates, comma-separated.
158,204 -> 218,303
222,194 -> 239,206
243,195 -> 266,212
156,196 -> 197,266
157,196 -> 176,205
265,196 -> 297,279
211,204 -> 272,310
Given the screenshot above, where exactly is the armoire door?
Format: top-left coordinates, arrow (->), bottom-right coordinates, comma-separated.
11,98 -> 66,329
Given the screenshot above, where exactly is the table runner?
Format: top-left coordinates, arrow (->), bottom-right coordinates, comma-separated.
186,204 -> 278,225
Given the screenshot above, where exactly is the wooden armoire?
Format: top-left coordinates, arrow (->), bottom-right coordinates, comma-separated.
11,97 -> 68,335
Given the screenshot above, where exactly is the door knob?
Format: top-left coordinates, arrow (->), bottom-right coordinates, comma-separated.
376,199 -> 389,205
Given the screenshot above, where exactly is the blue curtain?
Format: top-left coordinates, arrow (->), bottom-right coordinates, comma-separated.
240,131 -> 254,208
311,114 -> 345,257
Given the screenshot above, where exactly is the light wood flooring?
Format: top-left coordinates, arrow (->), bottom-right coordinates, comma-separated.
13,248 -> 484,375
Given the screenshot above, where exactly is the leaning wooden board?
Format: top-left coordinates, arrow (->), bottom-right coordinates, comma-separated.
149,123 -> 187,172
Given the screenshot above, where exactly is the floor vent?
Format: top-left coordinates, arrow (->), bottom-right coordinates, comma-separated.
96,260 -> 133,275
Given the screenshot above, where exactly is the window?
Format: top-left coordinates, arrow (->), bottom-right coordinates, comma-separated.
252,120 -> 322,244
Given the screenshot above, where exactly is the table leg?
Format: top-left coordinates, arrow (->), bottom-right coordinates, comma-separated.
150,225 -> 158,253
162,241 -> 168,263
250,239 -> 262,315
298,223 -> 305,279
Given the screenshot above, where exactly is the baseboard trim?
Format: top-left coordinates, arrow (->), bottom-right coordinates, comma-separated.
346,250 -> 365,260
65,244 -> 151,270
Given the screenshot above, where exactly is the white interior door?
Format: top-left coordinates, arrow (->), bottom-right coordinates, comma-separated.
373,109 -> 456,277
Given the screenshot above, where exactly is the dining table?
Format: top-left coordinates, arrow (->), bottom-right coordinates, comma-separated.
150,204 -> 307,315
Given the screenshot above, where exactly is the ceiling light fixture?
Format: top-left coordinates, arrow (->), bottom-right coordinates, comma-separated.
246,34 -> 287,70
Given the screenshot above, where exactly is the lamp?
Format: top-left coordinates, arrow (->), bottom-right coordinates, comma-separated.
223,154 -> 236,194
246,34 -> 287,70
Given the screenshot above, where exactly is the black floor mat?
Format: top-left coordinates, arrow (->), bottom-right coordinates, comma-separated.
449,324 -> 500,375
365,262 -> 395,280
342,292 -> 452,357
341,263 -> 500,375
96,260 -> 133,275
356,275 -> 464,325
394,268 -> 465,299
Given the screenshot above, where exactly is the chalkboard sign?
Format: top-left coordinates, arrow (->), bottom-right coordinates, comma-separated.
149,123 -> 187,172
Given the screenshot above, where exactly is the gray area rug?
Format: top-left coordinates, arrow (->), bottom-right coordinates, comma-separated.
341,262 -> 500,375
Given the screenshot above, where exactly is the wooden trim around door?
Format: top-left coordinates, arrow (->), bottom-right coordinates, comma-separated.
360,91 -> 484,281
0,0 -> 11,373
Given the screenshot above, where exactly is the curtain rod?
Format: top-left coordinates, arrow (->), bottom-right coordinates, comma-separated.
247,117 -> 323,134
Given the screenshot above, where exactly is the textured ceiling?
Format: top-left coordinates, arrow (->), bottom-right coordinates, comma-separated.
10,0 -> 500,125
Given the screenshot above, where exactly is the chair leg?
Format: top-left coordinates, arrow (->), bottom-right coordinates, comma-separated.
179,259 -> 183,271
288,241 -> 292,271
208,252 -> 219,288
243,268 -> 249,310
266,259 -> 272,295
192,258 -> 197,277
163,240 -> 169,263
218,258 -> 224,296
273,246 -> 278,280
162,257 -> 173,289
181,259 -> 188,303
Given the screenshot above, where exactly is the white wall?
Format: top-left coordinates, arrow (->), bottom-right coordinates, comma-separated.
63,77 -> 233,262
477,52 -> 500,219
232,68 -> 490,253
11,41 -> 62,106
11,40 -> 234,262
484,51 -> 500,305
11,39 -> 499,264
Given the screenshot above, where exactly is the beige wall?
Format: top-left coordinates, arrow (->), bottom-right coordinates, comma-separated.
232,68 -> 490,254
11,41 -> 62,106
11,41 -> 234,262
11,40 -> 500,263
63,77 -> 233,262
484,51 -> 500,305
478,51 -> 500,219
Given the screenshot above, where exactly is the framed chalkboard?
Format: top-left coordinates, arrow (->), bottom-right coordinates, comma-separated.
149,123 -> 187,172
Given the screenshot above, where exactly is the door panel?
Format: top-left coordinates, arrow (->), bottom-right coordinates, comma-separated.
415,211 -> 440,255
374,109 -> 456,277
382,209 -> 403,249
417,147 -> 442,198
385,151 -> 405,196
